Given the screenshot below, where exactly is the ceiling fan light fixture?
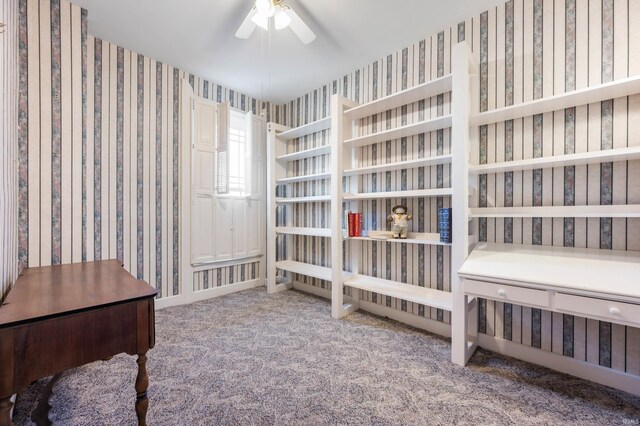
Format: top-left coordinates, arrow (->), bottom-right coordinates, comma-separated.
255,0 -> 275,18
250,11 -> 269,30
274,7 -> 291,30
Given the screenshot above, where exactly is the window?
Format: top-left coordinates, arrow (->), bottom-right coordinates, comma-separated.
218,108 -> 251,196
228,110 -> 248,195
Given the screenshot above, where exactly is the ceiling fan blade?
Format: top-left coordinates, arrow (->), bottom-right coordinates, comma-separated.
285,8 -> 316,44
235,6 -> 258,39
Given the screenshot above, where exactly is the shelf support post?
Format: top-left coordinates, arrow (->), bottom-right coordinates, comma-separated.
451,41 -> 476,365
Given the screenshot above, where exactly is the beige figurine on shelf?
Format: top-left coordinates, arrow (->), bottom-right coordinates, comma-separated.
387,205 -> 412,239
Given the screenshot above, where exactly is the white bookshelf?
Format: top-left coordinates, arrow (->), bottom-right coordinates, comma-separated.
344,115 -> 452,148
276,145 -> 331,162
344,275 -> 453,310
347,231 -> 450,246
344,155 -> 452,176
330,63 -> 456,322
275,227 -> 332,237
469,146 -> 640,174
343,188 -> 452,200
275,195 -> 331,203
275,260 -> 338,282
278,116 -> 331,140
344,75 -> 452,120
276,172 -> 331,184
469,205 -> 640,218
267,119 -> 338,296
471,75 -> 640,126
452,41 -> 640,397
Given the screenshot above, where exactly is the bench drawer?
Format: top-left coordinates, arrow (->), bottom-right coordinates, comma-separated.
555,293 -> 640,326
464,279 -> 550,308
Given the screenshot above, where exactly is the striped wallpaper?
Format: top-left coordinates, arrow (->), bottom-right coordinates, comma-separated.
193,261 -> 260,292
276,0 -> 640,377
0,0 -> 19,300
17,0 -> 270,298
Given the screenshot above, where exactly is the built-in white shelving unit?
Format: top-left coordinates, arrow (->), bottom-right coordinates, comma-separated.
344,75 -> 453,120
275,227 -> 332,237
470,74 -> 640,126
344,275 -> 453,310
276,145 -> 331,162
264,41 -> 640,397
276,172 -> 331,184
468,146 -> 640,174
275,195 -> 331,203
344,155 -> 452,176
277,116 -> 331,140
452,42 -> 640,396
343,188 -> 452,200
330,68 -> 458,323
274,260 -> 344,282
347,231 -> 450,246
469,205 -> 640,218
267,120 -> 337,295
344,116 -> 452,148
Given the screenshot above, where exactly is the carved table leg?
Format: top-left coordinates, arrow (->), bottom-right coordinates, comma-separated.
0,396 -> 14,426
31,373 -> 61,426
135,352 -> 149,426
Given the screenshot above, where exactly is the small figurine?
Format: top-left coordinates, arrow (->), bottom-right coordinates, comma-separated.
387,205 -> 412,239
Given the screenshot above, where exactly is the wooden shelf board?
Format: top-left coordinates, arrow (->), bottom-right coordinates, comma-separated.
275,195 -> 331,203
344,188 -> 452,200
471,75 -> 640,126
344,115 -> 452,148
469,146 -> 640,174
348,231 -> 450,246
275,260 -> 349,282
277,117 -> 331,140
276,172 -> 331,184
344,75 -> 453,120
345,275 -> 453,310
275,227 -> 332,237
344,155 -> 452,176
459,242 -> 640,299
469,205 -> 640,218
276,145 -> 331,162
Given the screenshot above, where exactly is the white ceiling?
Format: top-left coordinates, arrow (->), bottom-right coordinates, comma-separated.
73,0 -> 505,104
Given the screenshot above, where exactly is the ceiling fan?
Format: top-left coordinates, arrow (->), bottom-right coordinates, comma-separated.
235,0 -> 316,44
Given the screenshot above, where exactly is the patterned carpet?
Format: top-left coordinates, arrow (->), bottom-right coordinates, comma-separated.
13,287 -> 640,425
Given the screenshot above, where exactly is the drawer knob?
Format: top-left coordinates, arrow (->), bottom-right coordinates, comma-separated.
609,307 -> 621,315
497,289 -> 506,297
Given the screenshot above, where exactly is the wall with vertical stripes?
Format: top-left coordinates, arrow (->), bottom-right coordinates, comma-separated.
0,0 -> 19,299
18,0 -> 269,299
278,0 -> 640,377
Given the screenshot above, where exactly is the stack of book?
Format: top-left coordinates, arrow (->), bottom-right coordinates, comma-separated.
345,211 -> 362,237
439,208 -> 452,243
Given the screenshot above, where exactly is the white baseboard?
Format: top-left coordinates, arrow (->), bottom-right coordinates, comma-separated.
292,281 -> 451,338
358,300 -> 452,338
155,279 -> 263,310
477,333 -> 640,397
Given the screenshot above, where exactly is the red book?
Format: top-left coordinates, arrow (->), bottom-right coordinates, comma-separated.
348,213 -> 355,237
354,213 -> 362,237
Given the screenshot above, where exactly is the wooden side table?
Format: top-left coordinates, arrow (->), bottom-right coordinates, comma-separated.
0,260 -> 157,425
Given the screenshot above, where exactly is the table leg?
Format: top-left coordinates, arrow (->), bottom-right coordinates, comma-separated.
135,352 -> 149,426
0,396 -> 13,426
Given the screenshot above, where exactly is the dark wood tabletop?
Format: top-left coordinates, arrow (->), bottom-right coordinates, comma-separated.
0,260 -> 157,426
0,260 -> 157,327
